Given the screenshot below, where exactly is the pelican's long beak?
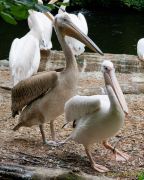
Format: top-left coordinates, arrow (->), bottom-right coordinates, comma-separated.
44,12 -> 54,21
104,71 -> 128,115
57,14 -> 103,55
48,0 -> 58,4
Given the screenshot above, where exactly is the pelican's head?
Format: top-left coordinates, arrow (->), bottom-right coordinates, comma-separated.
102,60 -> 128,115
102,60 -> 114,73
54,12 -> 104,55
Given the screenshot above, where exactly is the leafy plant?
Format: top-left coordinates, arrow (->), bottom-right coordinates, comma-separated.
121,0 -> 144,10
0,0 -> 55,25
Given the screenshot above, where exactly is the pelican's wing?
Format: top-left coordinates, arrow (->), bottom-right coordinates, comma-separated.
38,13 -> 53,50
27,39 -> 40,76
11,71 -> 58,117
65,13 -> 87,56
28,12 -> 53,50
137,38 -> 144,60
27,16 -> 32,30
9,34 -> 40,86
9,38 -> 20,76
64,95 -> 102,123
78,13 -> 88,35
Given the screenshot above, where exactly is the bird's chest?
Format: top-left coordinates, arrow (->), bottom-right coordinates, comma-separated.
75,109 -> 125,144
40,80 -> 77,120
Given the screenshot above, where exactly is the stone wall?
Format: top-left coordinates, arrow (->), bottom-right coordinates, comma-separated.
39,50 -> 144,73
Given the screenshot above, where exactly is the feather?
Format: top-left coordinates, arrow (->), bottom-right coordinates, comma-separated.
137,38 -> 144,61
11,71 -> 58,117
57,0 -> 88,56
28,11 -> 53,50
78,13 -> 88,35
64,95 -> 102,123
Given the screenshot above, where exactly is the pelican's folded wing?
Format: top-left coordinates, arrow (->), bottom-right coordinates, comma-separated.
78,13 -> 88,35
11,71 -> 58,117
64,95 -> 101,123
9,38 -> 20,76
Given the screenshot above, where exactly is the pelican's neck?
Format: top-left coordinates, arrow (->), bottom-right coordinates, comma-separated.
59,0 -> 69,13
106,85 -> 123,114
55,27 -> 78,73
29,28 -> 41,41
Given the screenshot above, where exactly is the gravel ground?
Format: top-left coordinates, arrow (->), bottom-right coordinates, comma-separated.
0,69 -> 143,179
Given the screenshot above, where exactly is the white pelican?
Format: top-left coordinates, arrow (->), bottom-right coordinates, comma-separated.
12,12 -> 103,145
28,0 -> 53,50
9,10 -> 45,86
59,60 -> 129,172
137,38 -> 144,61
49,0 -> 88,56
28,11 -> 53,50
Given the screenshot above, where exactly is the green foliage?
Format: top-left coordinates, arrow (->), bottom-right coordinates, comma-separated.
71,0 -> 144,10
0,0 -> 144,25
0,11 -> 17,24
70,0 -> 117,7
138,171 -> 144,180
121,0 -> 144,10
0,0 -> 55,25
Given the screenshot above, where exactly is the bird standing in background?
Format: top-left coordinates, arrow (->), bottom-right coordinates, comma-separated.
9,0 -> 55,86
59,60 -> 129,172
137,38 -> 144,61
28,11 -> 53,50
28,0 -> 53,50
49,0 -> 88,56
9,10 -> 45,86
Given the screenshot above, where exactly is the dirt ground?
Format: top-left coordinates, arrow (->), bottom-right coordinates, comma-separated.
0,69 -> 144,179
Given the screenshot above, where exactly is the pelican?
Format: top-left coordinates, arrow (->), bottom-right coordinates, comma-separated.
9,10 -> 44,86
11,12 -> 103,145
28,0 -> 53,50
137,38 -> 144,61
28,11 -> 53,50
49,0 -> 88,56
59,60 -> 129,172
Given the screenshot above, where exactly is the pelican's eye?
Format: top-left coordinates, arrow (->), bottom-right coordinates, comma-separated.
104,66 -> 108,70
63,18 -> 67,22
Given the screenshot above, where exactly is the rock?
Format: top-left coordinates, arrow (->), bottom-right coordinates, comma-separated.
0,60 -> 9,68
0,163 -> 113,180
39,51 -> 144,73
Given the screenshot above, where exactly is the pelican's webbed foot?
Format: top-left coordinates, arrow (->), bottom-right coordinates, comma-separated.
103,140 -> 130,162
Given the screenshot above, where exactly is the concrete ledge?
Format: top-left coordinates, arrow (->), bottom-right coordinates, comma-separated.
39,50 -> 144,73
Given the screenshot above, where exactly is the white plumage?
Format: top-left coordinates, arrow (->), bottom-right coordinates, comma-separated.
137,38 -> 144,60
64,95 -> 106,124
64,94 -> 123,146
9,10 -> 45,86
64,13 -> 88,56
28,11 -> 53,50
12,12 -> 103,146
49,0 -> 88,56
38,0 -> 43,4
59,0 -> 88,56
60,60 -> 129,172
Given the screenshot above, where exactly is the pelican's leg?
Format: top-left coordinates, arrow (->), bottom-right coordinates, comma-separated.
103,140 -> 130,161
84,146 -> 109,172
39,124 -> 57,146
39,124 -> 47,144
50,121 -> 55,141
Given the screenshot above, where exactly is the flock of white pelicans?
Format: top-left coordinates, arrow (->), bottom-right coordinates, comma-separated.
8,0 -> 144,172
